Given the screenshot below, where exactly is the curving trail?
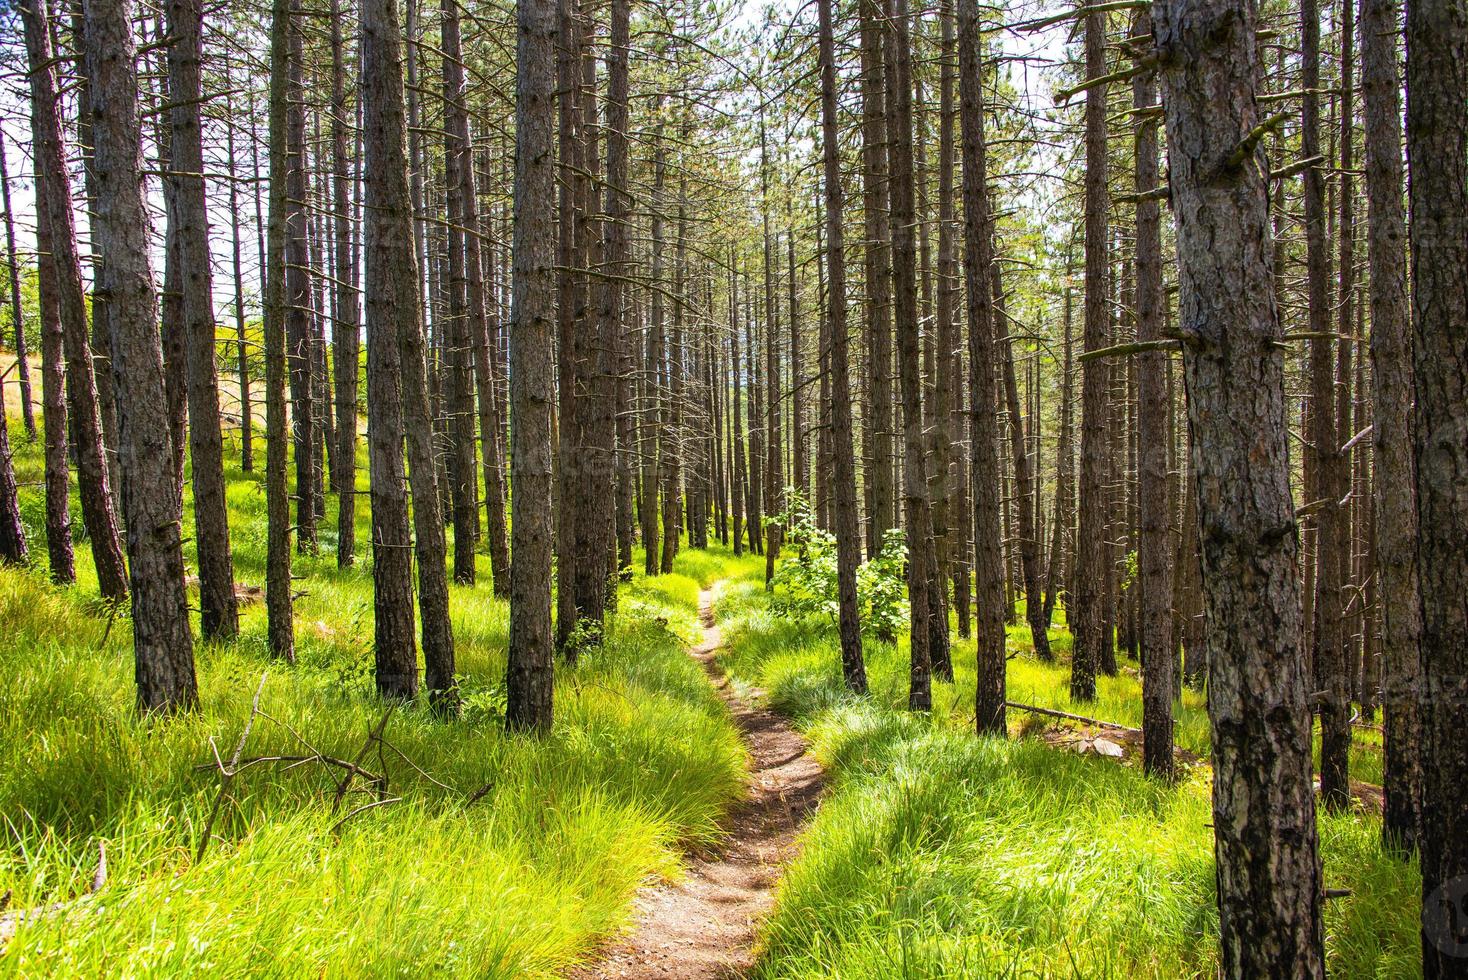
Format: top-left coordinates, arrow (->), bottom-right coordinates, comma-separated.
569,584 -> 825,979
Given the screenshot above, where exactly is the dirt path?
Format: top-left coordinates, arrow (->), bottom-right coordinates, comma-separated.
569,584 -> 825,979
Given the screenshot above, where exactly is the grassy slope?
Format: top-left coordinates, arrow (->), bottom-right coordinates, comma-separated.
0,409 -> 761,977
714,581 -> 1420,979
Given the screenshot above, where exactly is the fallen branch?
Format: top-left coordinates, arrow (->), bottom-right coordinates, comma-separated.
332,707 -> 396,812
0,843 -> 106,948
191,754 -> 387,787
1006,700 -> 1141,734
197,672 -> 268,862
330,797 -> 403,836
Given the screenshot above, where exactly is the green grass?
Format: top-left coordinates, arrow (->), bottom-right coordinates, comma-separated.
713,580 -> 1421,979
0,411 -> 756,976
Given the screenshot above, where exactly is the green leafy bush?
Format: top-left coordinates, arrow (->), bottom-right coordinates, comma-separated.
768,489 -> 908,643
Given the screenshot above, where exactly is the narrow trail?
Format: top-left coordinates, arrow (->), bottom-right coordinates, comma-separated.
570,583 -> 825,979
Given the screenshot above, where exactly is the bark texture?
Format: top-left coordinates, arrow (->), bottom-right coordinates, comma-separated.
958,0 -> 1006,736
1361,0 -> 1420,852
1404,1 -> 1468,973
263,0 -> 297,661
1153,1 -> 1324,974
505,0 -> 558,732
20,0 -> 129,604
1132,7 -> 1172,779
83,0 -> 199,712
1071,10 -> 1109,703
362,0 -> 423,701
817,0 -> 868,696
168,0 -> 239,641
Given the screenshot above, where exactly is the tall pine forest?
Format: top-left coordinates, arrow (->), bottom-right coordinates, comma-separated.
0,0 -> 1463,975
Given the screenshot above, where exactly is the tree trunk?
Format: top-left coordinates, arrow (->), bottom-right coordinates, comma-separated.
860,0 -> 895,558
505,0 -> 558,733
816,0 -> 866,692
70,9 -> 122,520
397,170 -> 457,710
31,147 -> 75,585
21,0 -> 129,604
663,183 -> 686,577
554,0 -> 585,637
441,0 -> 480,588
1361,0 -> 1420,852
641,118 -> 665,576
1070,10 -> 1109,703
82,0 -> 199,711
760,122 -> 781,585
263,0 -> 298,662
958,0 -> 1005,735
996,262 -> 1050,661
887,0 -> 933,713
607,27 -> 635,574
575,13 -> 615,636
361,0 -> 422,700
1153,1 -> 1325,973
937,3 -> 969,643
1301,0 -> 1349,813
1132,7 -> 1172,779
223,86 -> 254,475
330,0 -> 360,568
469,166 -> 511,598
1405,0 -> 1468,972
730,271 -> 745,558
0,128 -> 35,441
168,0 -> 239,642
1043,281 -> 1074,628
285,8 -> 317,554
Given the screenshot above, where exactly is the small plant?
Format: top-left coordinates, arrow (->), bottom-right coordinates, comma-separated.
768,490 -> 908,643
859,528 -> 909,645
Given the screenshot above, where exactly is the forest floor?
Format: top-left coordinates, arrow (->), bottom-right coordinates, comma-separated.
711,580 -> 1422,978
0,392 -> 767,976
572,584 -> 824,978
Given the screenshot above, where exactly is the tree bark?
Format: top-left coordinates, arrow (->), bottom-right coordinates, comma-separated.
0,128 -> 35,441
641,116 -> 666,576
223,86 -> 254,475
1301,0 -> 1349,813
285,7 -> 317,554
1132,7 -> 1172,779
887,0 -> 932,713
1043,281 -> 1074,629
816,0 -> 867,693
860,0 -> 895,558
330,0 -> 360,568
1153,1 -> 1324,974
1405,0 -> 1468,972
958,0 -> 1006,735
505,0 -> 558,733
1071,10 -> 1109,703
82,0 -> 199,712
168,0 -> 239,642
20,0 -> 129,604
1361,0 -> 1420,852
361,0 -> 422,701
30,144 -> 75,585
996,263 -> 1050,662
263,0 -> 297,662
